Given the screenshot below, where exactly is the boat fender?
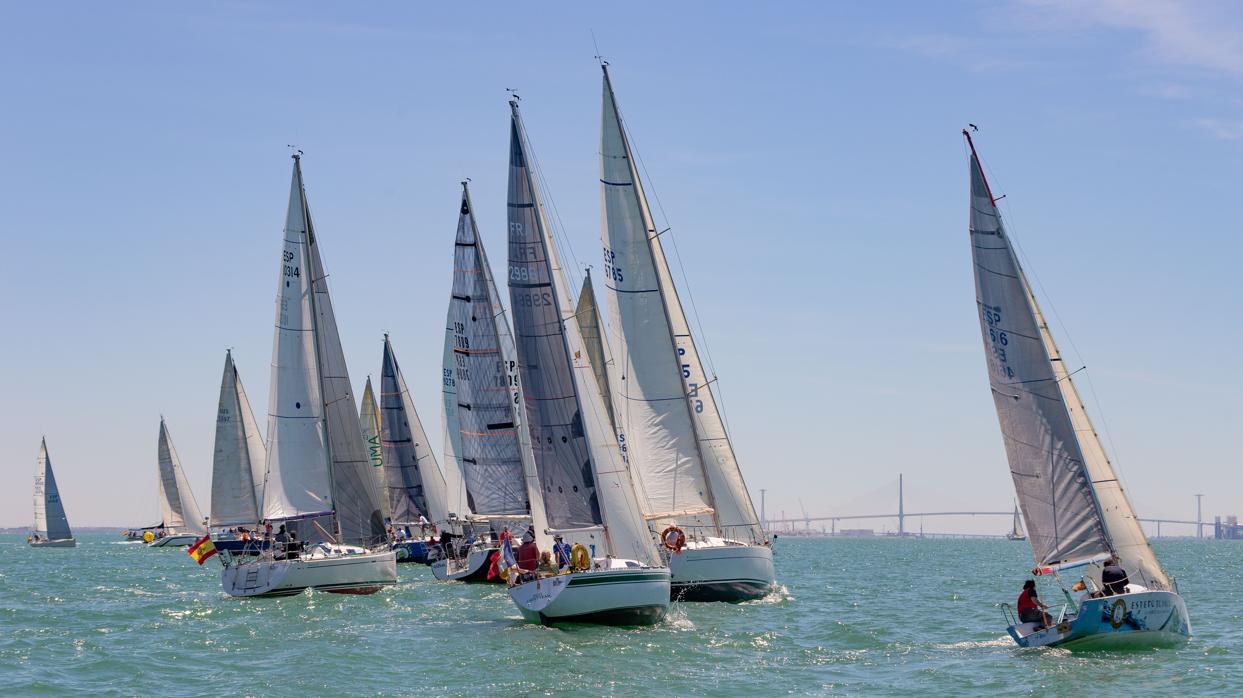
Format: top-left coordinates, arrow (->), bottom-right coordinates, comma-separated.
143,531 -> 155,543
661,526 -> 686,552
570,543 -> 591,571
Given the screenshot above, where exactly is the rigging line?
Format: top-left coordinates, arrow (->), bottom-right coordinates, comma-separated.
517,109 -> 586,299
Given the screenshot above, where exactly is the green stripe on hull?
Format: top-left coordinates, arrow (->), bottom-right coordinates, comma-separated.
567,573 -> 668,587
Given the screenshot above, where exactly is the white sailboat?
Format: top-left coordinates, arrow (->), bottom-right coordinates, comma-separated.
964,130 -> 1190,648
505,98 -> 671,625
433,182 -> 547,583
378,336 -> 447,565
597,65 -> 776,601
1006,504 -> 1027,541
148,418 -> 208,547
30,438 -> 76,548
209,350 -> 268,555
221,153 -> 396,597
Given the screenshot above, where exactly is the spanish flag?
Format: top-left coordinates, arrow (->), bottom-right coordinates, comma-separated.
187,534 -> 218,565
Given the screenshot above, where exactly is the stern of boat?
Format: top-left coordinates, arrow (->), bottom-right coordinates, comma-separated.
1006,590 -> 1190,649
508,564 -> 671,626
669,542 -> 776,602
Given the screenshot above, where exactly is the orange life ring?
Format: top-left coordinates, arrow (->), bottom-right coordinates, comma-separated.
661,526 -> 686,552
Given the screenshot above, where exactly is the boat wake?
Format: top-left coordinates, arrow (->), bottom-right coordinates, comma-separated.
933,636 -> 1013,650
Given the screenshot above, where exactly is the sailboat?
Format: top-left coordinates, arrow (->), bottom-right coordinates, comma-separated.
29,438 -> 76,548
505,97 -> 671,625
1006,504 -> 1027,541
358,376 -> 391,525
220,153 -> 396,597
209,350 -> 269,555
597,65 -> 776,602
964,130 -> 1190,648
379,335 -> 448,565
432,182 -> 547,583
148,419 -> 207,547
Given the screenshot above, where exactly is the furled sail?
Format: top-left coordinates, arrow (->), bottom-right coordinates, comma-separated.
210,351 -> 267,527
33,438 -> 72,540
447,183 -> 530,518
508,99 -> 655,565
157,418 -> 206,535
598,66 -> 764,543
965,132 -> 1167,589
379,335 -> 447,525
359,377 -> 391,522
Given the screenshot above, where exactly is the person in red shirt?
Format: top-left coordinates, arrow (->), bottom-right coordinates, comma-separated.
1017,579 -> 1052,627
516,530 -> 540,572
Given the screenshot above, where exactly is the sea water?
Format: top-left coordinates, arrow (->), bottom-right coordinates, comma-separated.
1,534 -> 1238,696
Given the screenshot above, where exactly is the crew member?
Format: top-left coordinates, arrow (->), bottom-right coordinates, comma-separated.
1017,580 -> 1052,628
516,530 -> 540,572
552,534 -> 572,570
1101,557 -> 1130,596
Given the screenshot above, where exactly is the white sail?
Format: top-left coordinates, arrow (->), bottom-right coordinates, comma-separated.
441,309 -> 470,523
210,351 -> 267,527
598,67 -> 764,542
359,377 -> 391,522
575,271 -> 618,435
33,438 -> 72,540
262,160 -> 334,525
965,133 -> 1167,588
157,419 -> 206,535
379,335 -> 448,524
508,100 -> 656,565
1011,505 -> 1026,538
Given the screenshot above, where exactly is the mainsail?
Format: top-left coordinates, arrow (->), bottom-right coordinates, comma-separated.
262,154 -> 386,546
33,438 -> 72,541
379,335 -> 447,524
965,132 -> 1168,589
507,99 -> 655,565
210,351 -> 267,528
598,66 -> 764,543
157,418 -> 206,535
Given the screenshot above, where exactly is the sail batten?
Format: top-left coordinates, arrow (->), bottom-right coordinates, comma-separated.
965,134 -> 1167,588
33,439 -> 72,540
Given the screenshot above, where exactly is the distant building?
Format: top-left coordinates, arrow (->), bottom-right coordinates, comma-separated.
1214,515 -> 1243,540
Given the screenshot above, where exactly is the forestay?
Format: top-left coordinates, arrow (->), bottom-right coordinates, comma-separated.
965,136 -> 1167,588
210,351 -> 267,527
507,100 -> 656,565
157,419 -> 206,535
33,439 -> 72,540
599,66 -> 764,543
447,184 -> 530,517
379,336 -> 447,525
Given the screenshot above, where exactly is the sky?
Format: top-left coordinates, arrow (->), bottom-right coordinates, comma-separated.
1,1 -> 1239,534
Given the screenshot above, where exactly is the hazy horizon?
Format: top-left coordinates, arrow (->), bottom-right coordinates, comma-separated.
3,2 -> 1240,534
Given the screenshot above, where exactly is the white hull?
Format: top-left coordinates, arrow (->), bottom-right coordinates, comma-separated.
221,545 -> 397,598
431,546 -> 496,582
669,542 -> 776,602
29,538 -> 76,548
508,562 -> 670,626
1009,589 -> 1191,649
147,534 -> 200,548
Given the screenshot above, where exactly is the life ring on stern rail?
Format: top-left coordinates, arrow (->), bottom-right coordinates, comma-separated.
570,543 -> 592,571
661,526 -> 686,552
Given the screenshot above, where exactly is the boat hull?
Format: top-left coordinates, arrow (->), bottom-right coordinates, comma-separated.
212,537 -> 269,555
1009,590 -> 1191,649
392,540 -> 431,564
431,546 -> 497,582
29,538 -> 76,548
508,566 -> 671,626
221,546 -> 397,598
669,544 -> 776,602
147,534 -> 200,548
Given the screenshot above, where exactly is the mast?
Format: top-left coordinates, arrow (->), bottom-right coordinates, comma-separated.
964,131 -> 1167,588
